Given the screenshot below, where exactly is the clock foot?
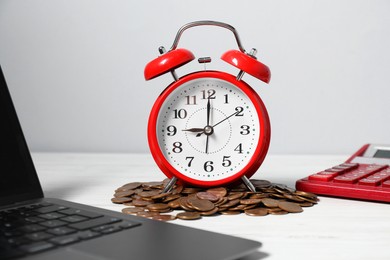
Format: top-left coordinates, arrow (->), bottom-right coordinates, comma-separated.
162,176 -> 178,193
241,176 -> 256,192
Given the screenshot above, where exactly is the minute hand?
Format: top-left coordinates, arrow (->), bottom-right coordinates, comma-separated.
212,110 -> 240,128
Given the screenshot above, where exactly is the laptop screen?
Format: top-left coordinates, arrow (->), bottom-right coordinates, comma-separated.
0,66 -> 43,206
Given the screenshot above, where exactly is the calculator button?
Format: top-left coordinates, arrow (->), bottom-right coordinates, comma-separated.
308,172 -> 337,182
358,169 -> 390,186
333,165 -> 388,184
324,168 -> 345,173
333,171 -> 368,184
338,163 -> 359,170
382,180 -> 390,188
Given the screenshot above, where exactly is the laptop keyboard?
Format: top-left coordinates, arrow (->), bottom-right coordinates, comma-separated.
0,201 -> 141,259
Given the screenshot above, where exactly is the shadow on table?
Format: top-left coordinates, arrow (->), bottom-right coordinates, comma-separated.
237,250 -> 269,260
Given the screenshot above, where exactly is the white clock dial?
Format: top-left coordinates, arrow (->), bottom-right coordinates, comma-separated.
156,77 -> 260,181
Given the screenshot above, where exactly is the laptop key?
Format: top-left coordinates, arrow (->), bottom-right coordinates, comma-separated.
100,226 -> 122,234
7,236 -> 31,246
25,231 -> 53,241
120,221 -> 141,229
68,216 -> 121,230
50,234 -> 80,245
19,224 -> 46,233
58,208 -> 103,219
40,219 -> 67,228
38,212 -> 66,220
19,241 -> 55,253
77,230 -> 100,240
34,205 -> 68,214
60,215 -> 88,223
47,226 -> 76,236
24,216 -> 45,223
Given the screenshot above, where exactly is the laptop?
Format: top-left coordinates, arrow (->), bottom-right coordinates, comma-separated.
0,65 -> 261,260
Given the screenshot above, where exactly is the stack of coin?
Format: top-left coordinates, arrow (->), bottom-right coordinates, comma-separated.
111,179 -> 319,221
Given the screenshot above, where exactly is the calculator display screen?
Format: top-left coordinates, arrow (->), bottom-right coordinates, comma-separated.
373,149 -> 390,159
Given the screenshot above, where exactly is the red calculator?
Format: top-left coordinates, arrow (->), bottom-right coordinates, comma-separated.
296,144 -> 390,203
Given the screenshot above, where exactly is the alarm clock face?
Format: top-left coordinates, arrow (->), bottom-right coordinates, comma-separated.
148,71 -> 269,187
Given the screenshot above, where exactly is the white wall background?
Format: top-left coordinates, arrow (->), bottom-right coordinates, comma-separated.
0,0 -> 389,155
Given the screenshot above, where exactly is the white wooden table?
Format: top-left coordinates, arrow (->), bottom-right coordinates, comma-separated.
32,153 -> 390,260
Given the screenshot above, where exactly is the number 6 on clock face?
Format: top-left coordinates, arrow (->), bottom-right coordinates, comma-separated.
147,71 -> 270,187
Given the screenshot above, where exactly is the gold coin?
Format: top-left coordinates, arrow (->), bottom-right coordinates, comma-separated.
249,193 -> 268,199
250,179 -> 272,189
114,190 -> 136,198
179,197 -> 194,211
117,182 -> 142,191
261,198 -> 279,208
294,190 -> 317,199
111,197 -> 132,204
162,194 -> 181,203
221,210 -> 241,215
138,190 -> 161,198
177,212 -> 201,220
132,199 -> 153,207
245,208 -> 268,216
200,207 -> 219,216
269,210 -> 288,215
299,202 -> 314,207
142,181 -> 164,189
278,201 -> 303,213
171,185 -> 184,195
182,187 -> 202,194
188,198 -> 215,212
227,192 -> 245,200
196,192 -> 219,202
137,211 -> 160,218
151,192 -> 170,200
152,214 -> 176,221
240,198 -> 262,205
206,187 -> 227,198
167,198 -> 181,209
122,207 -> 145,214
214,197 -> 228,207
219,199 -> 240,209
146,203 -> 170,212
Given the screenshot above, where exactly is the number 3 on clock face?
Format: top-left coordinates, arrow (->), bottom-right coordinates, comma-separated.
148,71 -> 270,187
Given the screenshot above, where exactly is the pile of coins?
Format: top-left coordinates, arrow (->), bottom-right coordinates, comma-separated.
111,179 -> 319,221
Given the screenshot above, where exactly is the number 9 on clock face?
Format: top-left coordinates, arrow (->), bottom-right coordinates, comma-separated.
148,71 -> 270,187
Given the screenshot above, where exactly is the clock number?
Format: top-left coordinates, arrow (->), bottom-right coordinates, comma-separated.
172,142 -> 183,153
234,143 -> 243,154
222,156 -> 232,167
166,125 -> 177,136
204,161 -> 214,172
224,94 -> 229,104
240,125 -> 250,135
235,106 -> 244,116
201,89 -> 216,100
186,156 -> 194,167
173,109 -> 187,119
185,95 -> 197,105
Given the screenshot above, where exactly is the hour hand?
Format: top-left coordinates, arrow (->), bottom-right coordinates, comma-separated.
182,127 -> 204,133
182,127 -> 205,137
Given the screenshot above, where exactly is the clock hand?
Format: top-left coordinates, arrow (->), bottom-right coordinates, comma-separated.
205,135 -> 209,154
212,110 -> 240,128
182,128 -> 204,132
182,128 -> 205,137
206,97 -> 211,126
205,98 -> 211,153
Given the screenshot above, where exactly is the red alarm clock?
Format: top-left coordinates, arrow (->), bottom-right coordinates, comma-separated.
145,21 -> 271,192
